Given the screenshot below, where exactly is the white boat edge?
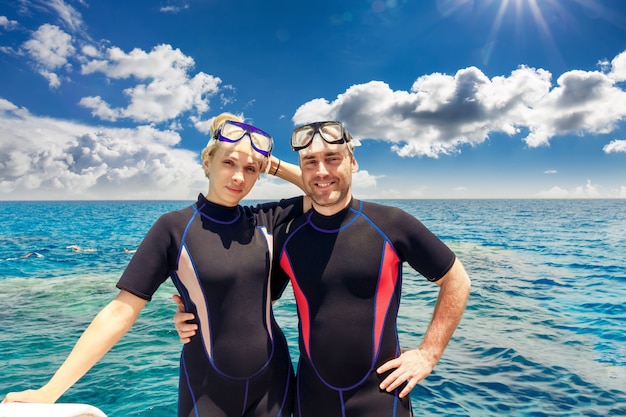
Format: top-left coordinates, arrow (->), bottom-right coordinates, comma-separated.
0,403 -> 107,417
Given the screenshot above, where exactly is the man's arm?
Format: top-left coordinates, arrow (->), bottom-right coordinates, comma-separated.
377,257 -> 471,398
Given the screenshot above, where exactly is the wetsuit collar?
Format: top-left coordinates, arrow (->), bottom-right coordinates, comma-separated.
195,193 -> 241,224
308,198 -> 361,231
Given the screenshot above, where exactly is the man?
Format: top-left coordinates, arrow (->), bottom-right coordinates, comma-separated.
175,121 -> 471,417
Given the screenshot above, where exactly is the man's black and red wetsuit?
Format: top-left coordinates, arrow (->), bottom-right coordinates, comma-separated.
116,194 -> 303,417
273,199 -> 456,417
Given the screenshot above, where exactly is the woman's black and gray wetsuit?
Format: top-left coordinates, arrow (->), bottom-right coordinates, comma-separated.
117,194 -> 303,417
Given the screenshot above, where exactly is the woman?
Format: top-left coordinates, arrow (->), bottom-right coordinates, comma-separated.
2,113 -> 309,417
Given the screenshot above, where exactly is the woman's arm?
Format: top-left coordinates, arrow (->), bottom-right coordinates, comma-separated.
267,156 -> 311,211
267,156 -> 304,192
2,290 -> 147,404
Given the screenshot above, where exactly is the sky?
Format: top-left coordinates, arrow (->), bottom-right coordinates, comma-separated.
1,0 -> 625,201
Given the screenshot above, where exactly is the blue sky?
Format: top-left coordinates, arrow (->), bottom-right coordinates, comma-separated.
1,0 -> 625,200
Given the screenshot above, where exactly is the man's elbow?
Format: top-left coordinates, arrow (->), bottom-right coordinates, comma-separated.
441,258 -> 471,294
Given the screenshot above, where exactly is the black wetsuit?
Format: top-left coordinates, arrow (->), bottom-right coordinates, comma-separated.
117,194 -> 302,417
273,199 -> 456,417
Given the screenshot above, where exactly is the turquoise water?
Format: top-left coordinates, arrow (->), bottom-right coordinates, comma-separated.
1,199 -> 625,416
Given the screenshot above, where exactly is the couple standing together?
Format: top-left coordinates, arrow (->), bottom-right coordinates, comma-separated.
3,113 -> 471,417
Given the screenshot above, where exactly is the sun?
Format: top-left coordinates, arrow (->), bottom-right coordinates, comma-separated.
478,0 -> 582,66
437,0 -> 620,66
489,0 -> 555,41
435,0 -> 562,39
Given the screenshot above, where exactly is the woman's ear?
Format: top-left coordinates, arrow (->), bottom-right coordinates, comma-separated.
203,157 -> 211,179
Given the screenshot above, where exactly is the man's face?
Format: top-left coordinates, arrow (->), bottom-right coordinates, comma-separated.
298,136 -> 358,215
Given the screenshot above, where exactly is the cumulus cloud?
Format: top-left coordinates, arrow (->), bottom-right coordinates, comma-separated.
0,98 -> 208,200
10,0 -> 88,87
22,24 -> 75,87
603,139 -> 626,153
293,50 -> 626,158
30,0 -> 86,35
17,18 -> 222,126
607,50 -> 626,82
0,98 -> 302,201
535,180 -> 602,198
79,44 -> 221,123
0,15 -> 19,30
245,177 -> 303,201
245,166 -> 381,201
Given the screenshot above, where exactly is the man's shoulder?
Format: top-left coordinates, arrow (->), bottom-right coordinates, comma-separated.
360,200 -> 409,217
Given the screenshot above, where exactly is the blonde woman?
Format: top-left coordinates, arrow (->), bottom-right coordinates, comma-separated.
3,113 -> 309,417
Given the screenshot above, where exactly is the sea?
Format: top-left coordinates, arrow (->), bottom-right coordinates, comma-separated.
0,199 -> 625,417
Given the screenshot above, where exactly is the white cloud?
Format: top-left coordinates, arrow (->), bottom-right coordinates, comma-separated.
524,69 -> 626,147
160,3 -> 190,14
245,167 -> 381,201
22,24 -> 75,87
35,0 -> 86,35
79,44 -> 221,123
293,50 -> 626,158
352,169 -> 379,189
615,186 -> 626,198
0,98 -> 208,200
358,187 -> 428,199
0,98 -> 304,201
603,139 -> 626,153
0,16 -> 19,30
244,177 -> 303,201
40,69 -> 62,88
608,50 -> 626,82
15,15 -> 224,125
22,24 -> 75,69
535,180 -> 602,198
544,169 -> 558,174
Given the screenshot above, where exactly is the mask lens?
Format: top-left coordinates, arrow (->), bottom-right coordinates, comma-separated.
220,122 -> 246,141
319,122 -> 343,142
292,126 -> 315,149
249,131 -> 273,153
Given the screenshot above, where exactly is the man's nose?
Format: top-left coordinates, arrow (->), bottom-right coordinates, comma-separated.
315,160 -> 330,175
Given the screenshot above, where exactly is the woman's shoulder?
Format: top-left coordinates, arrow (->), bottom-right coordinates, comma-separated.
154,205 -> 195,226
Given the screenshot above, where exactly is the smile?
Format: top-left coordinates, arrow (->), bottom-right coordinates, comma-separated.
315,181 -> 334,188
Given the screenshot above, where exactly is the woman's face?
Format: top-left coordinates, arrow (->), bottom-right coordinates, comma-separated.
205,141 -> 263,207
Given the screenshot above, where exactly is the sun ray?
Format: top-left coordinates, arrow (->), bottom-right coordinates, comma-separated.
481,0 -> 512,65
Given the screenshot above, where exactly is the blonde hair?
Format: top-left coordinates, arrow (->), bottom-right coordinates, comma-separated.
201,112 -> 270,178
